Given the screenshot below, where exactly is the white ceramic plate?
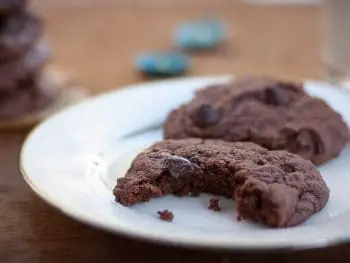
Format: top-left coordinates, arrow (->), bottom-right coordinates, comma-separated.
20,75 -> 350,251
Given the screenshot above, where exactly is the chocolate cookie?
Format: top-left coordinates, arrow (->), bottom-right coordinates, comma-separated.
0,11 -> 42,60
113,139 -> 330,228
0,41 -> 50,91
164,77 -> 350,164
0,73 -> 54,119
0,0 -> 27,14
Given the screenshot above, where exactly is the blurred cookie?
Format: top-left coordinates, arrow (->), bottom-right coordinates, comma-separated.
164,76 -> 350,164
0,77 -> 53,119
0,0 -> 27,14
0,41 -> 50,91
0,68 -> 89,130
0,11 -> 42,60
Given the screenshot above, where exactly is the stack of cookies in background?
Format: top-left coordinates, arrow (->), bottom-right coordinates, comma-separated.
0,0 -> 53,120
0,0 -> 89,130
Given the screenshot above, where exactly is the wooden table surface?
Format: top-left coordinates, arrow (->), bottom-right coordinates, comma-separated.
2,1 -> 349,262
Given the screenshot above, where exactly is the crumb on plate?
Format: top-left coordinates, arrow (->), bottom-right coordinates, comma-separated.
208,197 -> 221,211
157,209 -> 174,222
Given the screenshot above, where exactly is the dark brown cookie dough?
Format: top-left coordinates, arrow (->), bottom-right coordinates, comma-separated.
164,77 -> 350,165
113,139 -> 330,228
0,11 -> 42,60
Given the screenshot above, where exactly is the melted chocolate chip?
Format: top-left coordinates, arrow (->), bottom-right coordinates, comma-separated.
163,155 -> 198,178
282,129 -> 322,162
265,86 -> 290,106
297,130 -> 320,155
190,104 -> 221,127
297,130 -> 313,146
256,159 -> 265,165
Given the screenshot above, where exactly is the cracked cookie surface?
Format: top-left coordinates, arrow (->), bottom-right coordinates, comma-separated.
164,77 -> 349,164
113,139 -> 330,228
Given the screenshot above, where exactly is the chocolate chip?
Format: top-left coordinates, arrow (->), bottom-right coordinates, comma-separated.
265,86 -> 289,106
282,164 -> 296,173
163,155 -> 198,178
297,130 -> 320,155
256,159 -> 265,165
190,104 -> 221,127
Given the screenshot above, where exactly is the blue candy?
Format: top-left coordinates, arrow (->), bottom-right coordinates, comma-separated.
174,18 -> 227,50
135,52 -> 190,76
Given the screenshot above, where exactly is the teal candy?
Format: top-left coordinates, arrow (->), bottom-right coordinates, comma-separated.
135,52 -> 190,76
174,18 -> 226,49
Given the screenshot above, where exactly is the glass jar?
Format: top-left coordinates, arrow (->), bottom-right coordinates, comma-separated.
322,0 -> 350,86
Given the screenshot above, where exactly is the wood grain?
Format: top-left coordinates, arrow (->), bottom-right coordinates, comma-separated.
2,1 -> 349,262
